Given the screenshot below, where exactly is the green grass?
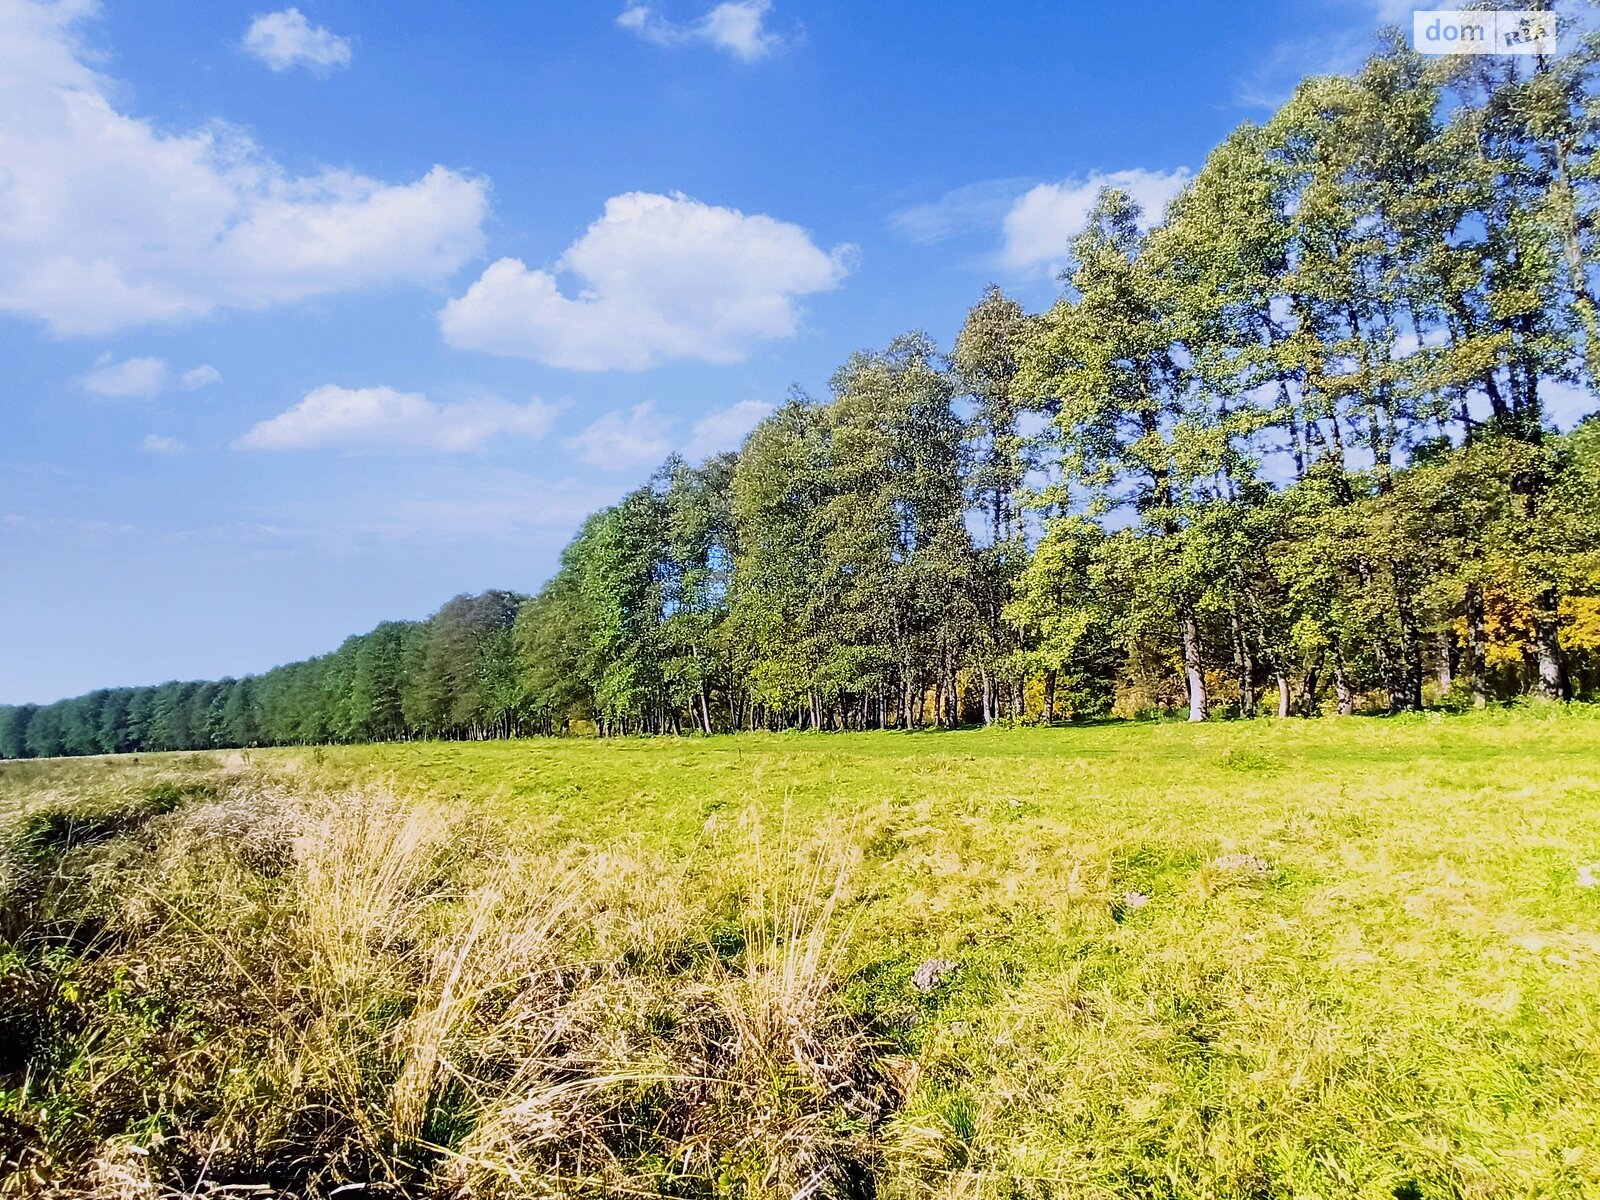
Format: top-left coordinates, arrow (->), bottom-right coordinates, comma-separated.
5,707 -> 1600,1198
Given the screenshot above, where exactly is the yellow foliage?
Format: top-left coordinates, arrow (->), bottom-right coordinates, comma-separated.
1560,595 -> 1600,653
1449,590 -> 1600,662
1452,588 -> 1535,668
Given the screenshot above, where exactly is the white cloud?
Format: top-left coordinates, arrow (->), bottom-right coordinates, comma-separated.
0,0 -> 488,336
243,8 -> 352,72
684,399 -> 772,459
180,364 -> 222,391
141,433 -> 185,454
617,0 -> 783,61
567,402 -> 674,470
236,385 -> 556,452
1000,168 -> 1191,275
82,355 -> 168,397
440,191 -> 850,370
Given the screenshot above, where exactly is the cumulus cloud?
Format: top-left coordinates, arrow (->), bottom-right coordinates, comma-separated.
236,385 -> 556,452
617,0 -> 784,61
180,364 -> 223,391
684,399 -> 772,459
141,433 -> 185,454
567,402 -> 675,470
0,0 -> 488,336
243,7 -> 352,72
1000,168 -> 1191,274
441,191 -> 850,371
82,355 -> 169,398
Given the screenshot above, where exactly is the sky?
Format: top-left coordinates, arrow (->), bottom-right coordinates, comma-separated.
0,0 -> 1510,704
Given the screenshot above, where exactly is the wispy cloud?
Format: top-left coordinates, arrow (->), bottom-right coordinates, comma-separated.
1232,30 -> 1375,110
180,365 -> 223,391
80,356 -> 222,398
561,397 -> 771,472
350,471 -> 619,544
237,385 -> 557,453
82,356 -> 169,398
887,177 -> 1036,247
1369,0 -> 1420,24
1233,1 -> 1415,111
567,401 -> 675,470
253,466 -> 625,549
617,0 -> 789,61
684,399 -> 772,459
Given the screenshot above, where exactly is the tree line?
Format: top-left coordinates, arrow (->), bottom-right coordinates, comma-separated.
7,25 -> 1600,757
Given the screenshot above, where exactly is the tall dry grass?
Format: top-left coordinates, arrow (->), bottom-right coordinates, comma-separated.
0,779 -> 894,1199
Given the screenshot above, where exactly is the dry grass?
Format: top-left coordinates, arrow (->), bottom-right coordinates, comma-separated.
0,777 -> 892,1199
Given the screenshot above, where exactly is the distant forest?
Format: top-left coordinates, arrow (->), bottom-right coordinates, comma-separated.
7,33 -> 1600,757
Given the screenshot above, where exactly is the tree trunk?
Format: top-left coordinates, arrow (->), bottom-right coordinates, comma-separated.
1233,612 -> 1255,719
1435,627 -> 1455,694
1043,669 -> 1057,724
1276,673 -> 1291,719
1298,652 -> 1324,717
1331,635 -> 1355,717
1181,608 -> 1207,722
1531,585 -> 1569,700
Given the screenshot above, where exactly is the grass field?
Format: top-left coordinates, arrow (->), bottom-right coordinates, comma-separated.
4,709 -> 1600,1198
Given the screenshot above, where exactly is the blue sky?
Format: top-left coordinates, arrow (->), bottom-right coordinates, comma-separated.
1,0 -> 1457,703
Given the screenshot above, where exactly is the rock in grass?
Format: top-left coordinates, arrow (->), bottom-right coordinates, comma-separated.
1122,890 -> 1150,910
1201,852 -> 1277,895
1209,852 -> 1274,878
1578,863 -> 1600,888
912,958 -> 957,993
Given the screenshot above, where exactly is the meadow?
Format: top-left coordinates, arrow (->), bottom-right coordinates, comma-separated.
3,708 -> 1600,1198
